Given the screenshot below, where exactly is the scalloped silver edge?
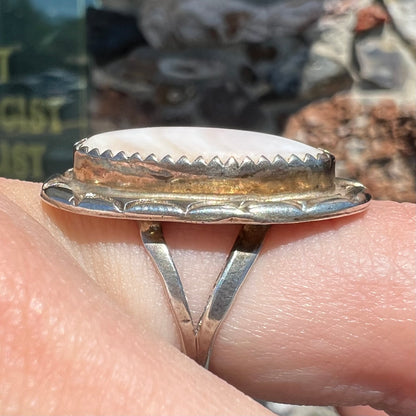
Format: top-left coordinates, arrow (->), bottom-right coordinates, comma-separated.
41,172 -> 371,224
75,138 -> 332,169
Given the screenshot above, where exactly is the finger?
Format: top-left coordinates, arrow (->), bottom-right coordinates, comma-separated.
1,179 -> 415,416
208,201 -> 415,416
339,405 -> 388,416
0,184 -> 271,415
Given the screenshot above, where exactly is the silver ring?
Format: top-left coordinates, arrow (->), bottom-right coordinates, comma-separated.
41,127 -> 371,368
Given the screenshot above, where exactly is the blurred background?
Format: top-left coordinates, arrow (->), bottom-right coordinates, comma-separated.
0,2 -> 413,415
0,0 -> 415,202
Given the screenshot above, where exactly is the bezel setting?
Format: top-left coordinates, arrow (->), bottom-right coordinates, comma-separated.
41,127 -> 371,224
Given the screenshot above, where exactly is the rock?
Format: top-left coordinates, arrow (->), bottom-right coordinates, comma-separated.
300,52 -> 353,98
305,13 -> 354,65
322,0 -> 373,15
355,4 -> 390,32
91,47 -> 159,97
270,38 -> 309,97
266,0 -> 325,37
355,32 -> 407,89
89,88 -> 156,132
198,84 -> 270,131
100,0 -> 139,15
284,94 -> 416,202
269,0 -> 368,100
382,0 -> 416,50
158,55 -> 226,83
87,7 -> 147,65
139,0 -> 324,48
300,2 -> 365,99
89,44 -> 272,130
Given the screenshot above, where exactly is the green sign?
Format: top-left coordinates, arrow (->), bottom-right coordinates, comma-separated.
0,0 -> 87,181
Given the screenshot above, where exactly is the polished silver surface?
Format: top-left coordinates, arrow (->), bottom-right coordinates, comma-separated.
140,221 -> 270,367
42,171 -> 370,224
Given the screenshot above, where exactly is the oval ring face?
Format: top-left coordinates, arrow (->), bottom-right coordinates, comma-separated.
41,127 -> 371,224
81,127 -> 321,163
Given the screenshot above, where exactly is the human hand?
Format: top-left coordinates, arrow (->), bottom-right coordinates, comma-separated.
0,178 -> 414,415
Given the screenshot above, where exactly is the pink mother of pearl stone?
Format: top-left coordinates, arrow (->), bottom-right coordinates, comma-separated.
83,127 -> 321,164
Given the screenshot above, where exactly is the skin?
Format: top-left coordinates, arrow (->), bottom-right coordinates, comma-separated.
0,177 -> 414,416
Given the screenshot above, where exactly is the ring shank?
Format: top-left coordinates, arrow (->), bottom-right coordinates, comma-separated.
139,222 -> 270,368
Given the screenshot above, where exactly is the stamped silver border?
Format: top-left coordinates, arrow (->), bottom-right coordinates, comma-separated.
41,170 -> 371,224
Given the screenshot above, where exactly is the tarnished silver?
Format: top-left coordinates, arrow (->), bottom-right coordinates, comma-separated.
40,127 -> 371,368
41,134 -> 370,224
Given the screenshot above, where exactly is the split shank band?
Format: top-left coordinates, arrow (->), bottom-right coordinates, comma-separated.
41,127 -> 371,368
